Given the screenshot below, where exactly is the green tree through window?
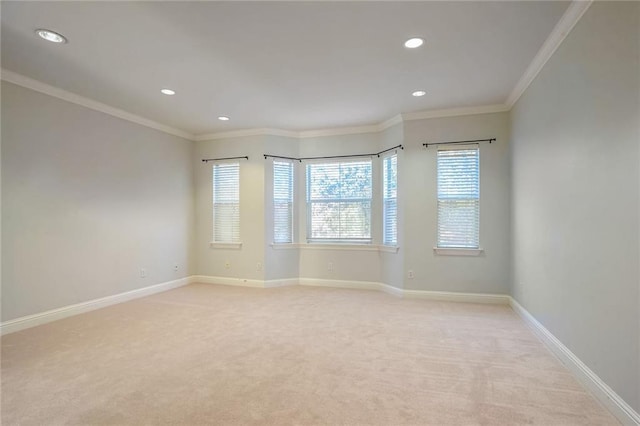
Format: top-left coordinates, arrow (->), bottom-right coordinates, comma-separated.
306,160 -> 372,242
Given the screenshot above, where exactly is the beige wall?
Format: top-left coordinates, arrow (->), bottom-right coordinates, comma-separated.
263,135 -> 300,281
1,81 -> 195,321
194,136 -> 266,280
510,1 -> 639,411
193,113 -> 511,294
403,112 -> 511,294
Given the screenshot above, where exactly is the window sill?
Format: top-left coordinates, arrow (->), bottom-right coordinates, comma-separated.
210,242 -> 243,249
301,243 -> 378,251
433,247 -> 483,256
269,243 -> 400,253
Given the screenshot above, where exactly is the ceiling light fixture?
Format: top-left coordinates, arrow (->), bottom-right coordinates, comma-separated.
35,29 -> 67,44
412,90 -> 426,97
218,116 -> 230,121
404,38 -> 424,48
160,89 -> 176,96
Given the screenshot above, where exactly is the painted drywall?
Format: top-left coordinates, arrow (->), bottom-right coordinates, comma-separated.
380,123 -> 404,289
402,112 -> 511,294
511,1 -> 639,411
297,132 -> 384,283
264,135 -> 300,281
195,114 -> 510,292
194,136 -> 266,280
1,81 -> 195,321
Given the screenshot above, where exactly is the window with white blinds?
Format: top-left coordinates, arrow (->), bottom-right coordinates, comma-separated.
212,163 -> 240,243
383,154 -> 397,245
306,160 -> 372,243
273,160 -> 294,243
437,148 -> 480,248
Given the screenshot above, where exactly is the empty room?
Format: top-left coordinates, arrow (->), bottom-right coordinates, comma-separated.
1,1 -> 639,425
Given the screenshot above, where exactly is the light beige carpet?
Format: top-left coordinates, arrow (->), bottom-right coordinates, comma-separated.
1,283 -> 618,425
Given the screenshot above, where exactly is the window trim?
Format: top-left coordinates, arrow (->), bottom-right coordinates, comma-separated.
273,159 -> 295,244
305,158 -> 373,244
269,243 -> 398,253
211,161 -> 241,245
433,247 -> 483,256
436,145 -> 480,250
382,153 -> 398,246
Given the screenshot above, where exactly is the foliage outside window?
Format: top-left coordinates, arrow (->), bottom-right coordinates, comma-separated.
306,160 -> 372,243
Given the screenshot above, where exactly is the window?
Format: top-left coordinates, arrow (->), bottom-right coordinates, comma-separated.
273,160 -> 294,243
213,163 -> 240,243
437,147 -> 479,248
306,160 -> 372,243
383,154 -> 397,245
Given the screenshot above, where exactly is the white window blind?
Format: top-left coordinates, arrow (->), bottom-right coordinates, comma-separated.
437,148 -> 479,248
273,160 -> 294,243
213,163 -> 240,243
383,154 -> 398,245
306,160 -> 372,243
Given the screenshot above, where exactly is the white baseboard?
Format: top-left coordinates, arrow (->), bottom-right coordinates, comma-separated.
3,274 -> 634,424
298,277 -> 381,291
403,289 -> 510,304
510,297 -> 640,426
1,276 -> 193,336
265,278 -> 299,288
380,283 -> 404,297
191,274 -> 265,288
194,275 -> 510,305
0,274 -> 509,336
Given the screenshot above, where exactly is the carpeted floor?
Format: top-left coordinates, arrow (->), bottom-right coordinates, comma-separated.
1,283 -> 618,425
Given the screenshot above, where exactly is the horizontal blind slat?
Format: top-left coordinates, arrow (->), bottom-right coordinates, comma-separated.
273,161 -> 294,243
383,154 -> 397,245
437,149 -> 479,248
213,163 -> 240,243
307,160 -> 372,241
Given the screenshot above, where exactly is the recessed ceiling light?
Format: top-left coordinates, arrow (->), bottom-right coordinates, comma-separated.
412,90 -> 426,97
218,116 -> 230,121
160,89 -> 176,96
404,38 -> 424,48
35,29 -> 67,44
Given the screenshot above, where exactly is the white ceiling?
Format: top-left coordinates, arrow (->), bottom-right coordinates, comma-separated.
1,1 -> 570,135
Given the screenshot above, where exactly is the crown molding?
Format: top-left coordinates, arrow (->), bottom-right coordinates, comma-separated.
379,114 -> 404,131
505,0 -> 593,108
298,123 -> 381,139
1,69 -> 195,140
196,114 -> 405,141
196,104 -> 509,142
194,128 -> 298,141
5,68 -> 502,143
4,0 -> 590,146
401,104 -> 509,122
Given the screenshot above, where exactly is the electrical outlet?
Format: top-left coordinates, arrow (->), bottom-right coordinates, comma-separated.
328,262 -> 334,271
408,270 -> 414,279
256,262 -> 262,271
140,268 -> 147,278
174,264 -> 179,272
225,260 -> 231,269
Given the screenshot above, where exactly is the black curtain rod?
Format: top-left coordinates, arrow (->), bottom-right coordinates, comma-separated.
264,154 -> 302,162
423,138 -> 495,148
202,156 -> 249,163
263,144 -> 403,162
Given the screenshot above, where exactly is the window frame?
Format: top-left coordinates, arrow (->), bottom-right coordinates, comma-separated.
436,146 -> 480,250
305,158 -> 373,244
211,161 -> 241,246
382,153 -> 398,246
273,159 -> 295,244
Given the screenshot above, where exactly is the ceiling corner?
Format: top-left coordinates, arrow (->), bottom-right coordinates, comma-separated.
505,0 -> 593,108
